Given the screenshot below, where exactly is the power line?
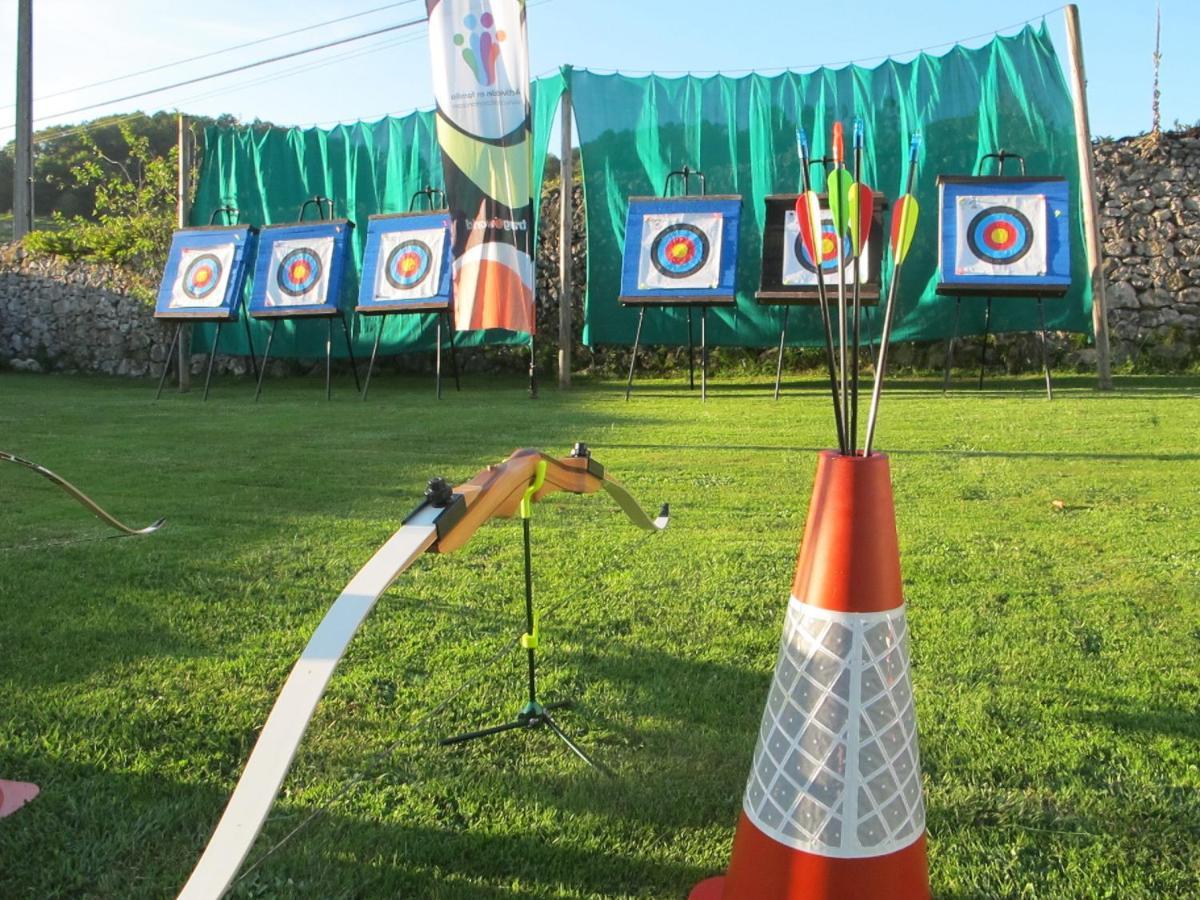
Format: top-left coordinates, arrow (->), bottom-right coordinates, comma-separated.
0,1 -> 422,112
4,13 -> 429,130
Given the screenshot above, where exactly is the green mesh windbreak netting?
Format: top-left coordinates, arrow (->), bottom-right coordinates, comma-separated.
568,24 -> 1091,348
190,72 -> 565,357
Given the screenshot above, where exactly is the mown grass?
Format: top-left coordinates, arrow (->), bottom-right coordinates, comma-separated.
1,371 -> 1198,899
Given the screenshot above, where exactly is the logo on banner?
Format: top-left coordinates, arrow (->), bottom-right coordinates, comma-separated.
782,209 -> 867,286
954,194 -> 1046,277
169,244 -> 235,309
454,11 -> 507,86
265,237 -> 334,307
637,212 -> 723,291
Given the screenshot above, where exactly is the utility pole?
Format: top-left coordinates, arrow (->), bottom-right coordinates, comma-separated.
13,0 -> 34,240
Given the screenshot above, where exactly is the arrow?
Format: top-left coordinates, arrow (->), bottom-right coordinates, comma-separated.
795,126 -> 847,454
827,120 -> 851,448
847,117 -> 875,452
864,133 -> 923,456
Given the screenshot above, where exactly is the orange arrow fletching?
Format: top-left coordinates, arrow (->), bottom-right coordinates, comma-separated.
831,122 -> 845,166
794,191 -> 823,269
848,183 -> 875,257
890,194 -> 920,264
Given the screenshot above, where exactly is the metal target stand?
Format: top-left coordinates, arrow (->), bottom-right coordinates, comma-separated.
357,187 -> 461,400
154,206 -> 260,402
939,151 -> 1056,400
438,443 -> 613,776
252,196 -> 361,401
623,166 -> 736,403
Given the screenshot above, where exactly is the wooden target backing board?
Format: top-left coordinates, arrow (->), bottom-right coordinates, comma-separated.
249,219 -> 355,318
154,225 -> 257,320
355,211 -> 452,315
619,196 -> 742,306
756,193 -> 886,305
936,176 -> 1071,297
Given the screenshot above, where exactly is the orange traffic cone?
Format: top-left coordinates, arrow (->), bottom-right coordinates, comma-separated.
692,451 -> 930,899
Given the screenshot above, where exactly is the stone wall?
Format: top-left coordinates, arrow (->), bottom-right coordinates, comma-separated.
1096,127 -> 1200,369
2,128 -> 1199,378
0,244 -> 171,376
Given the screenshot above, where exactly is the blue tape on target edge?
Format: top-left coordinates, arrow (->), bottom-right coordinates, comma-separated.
249,220 -> 355,317
619,196 -> 742,305
937,176 -> 1071,297
356,212 -> 453,313
155,225 -> 257,320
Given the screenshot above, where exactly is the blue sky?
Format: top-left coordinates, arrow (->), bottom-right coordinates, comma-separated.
0,0 -> 1193,146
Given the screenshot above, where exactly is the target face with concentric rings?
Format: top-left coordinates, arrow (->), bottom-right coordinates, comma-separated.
385,240 -> 434,290
650,223 -> 710,280
182,253 -> 223,300
276,247 -> 323,297
795,223 -> 851,275
966,206 -> 1033,266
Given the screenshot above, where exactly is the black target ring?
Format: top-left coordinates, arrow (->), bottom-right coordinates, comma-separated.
276,247 -> 323,297
384,239 -> 434,291
650,223 -> 710,280
966,205 -> 1034,266
182,253 -> 223,300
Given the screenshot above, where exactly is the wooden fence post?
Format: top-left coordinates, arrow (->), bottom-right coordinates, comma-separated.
1065,4 -> 1114,390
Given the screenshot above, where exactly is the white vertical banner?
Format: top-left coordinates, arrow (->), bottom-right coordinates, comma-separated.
426,0 -> 535,333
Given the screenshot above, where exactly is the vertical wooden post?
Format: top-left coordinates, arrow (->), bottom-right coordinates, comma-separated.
176,114 -> 193,392
13,0 -> 33,241
557,91 -> 574,389
1064,4 -> 1113,390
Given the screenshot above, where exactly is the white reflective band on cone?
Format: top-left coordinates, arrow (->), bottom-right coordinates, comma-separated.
742,597 -> 925,859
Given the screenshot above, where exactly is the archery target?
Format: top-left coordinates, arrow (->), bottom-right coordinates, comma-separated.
264,236 -> 334,307
373,226 -> 447,301
637,212 -> 723,290
168,244 -> 235,309
782,209 -> 869,286
954,194 -> 1046,277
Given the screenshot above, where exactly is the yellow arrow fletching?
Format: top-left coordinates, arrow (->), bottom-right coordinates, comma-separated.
890,194 -> 920,264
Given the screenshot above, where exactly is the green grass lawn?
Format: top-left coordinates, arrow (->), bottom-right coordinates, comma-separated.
1,372 -> 1198,899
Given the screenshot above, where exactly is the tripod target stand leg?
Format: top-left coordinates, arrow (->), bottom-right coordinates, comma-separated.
446,312 -> 461,391
978,298 -> 992,391
341,312 -> 361,393
325,317 -> 334,401
436,314 -> 444,400
242,315 -> 260,382
625,307 -> 645,402
687,307 -> 695,390
362,317 -> 385,401
254,320 -> 277,402
1038,299 -> 1054,401
700,305 -> 708,402
202,320 -> 223,402
438,462 -> 612,776
155,322 -> 182,401
773,307 -> 789,401
943,298 -> 961,395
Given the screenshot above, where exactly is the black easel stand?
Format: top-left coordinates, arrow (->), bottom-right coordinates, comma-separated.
939,150 -> 1054,400
624,166 -> 713,403
361,309 -> 460,400
254,310 -> 360,402
439,469 -> 611,775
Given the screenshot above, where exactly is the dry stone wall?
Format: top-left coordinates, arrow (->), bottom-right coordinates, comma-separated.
2,129 -> 1198,377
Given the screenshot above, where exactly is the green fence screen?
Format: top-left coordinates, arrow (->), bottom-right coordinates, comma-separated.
190,72 -> 565,358
568,23 -> 1091,349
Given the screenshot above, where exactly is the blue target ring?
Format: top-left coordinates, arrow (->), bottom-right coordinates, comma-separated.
966,206 -> 1033,265
182,253 -> 223,300
384,239 -> 433,291
276,247 -> 323,297
650,223 -> 710,279
794,224 -> 852,275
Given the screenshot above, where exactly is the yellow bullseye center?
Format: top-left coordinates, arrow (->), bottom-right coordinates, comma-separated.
194,269 -> 211,284
992,227 -> 1009,244
401,255 -> 419,275
821,235 -> 836,256
292,263 -> 309,280
669,243 -> 689,262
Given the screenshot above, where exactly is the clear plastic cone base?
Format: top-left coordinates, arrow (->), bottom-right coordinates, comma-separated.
691,452 -> 930,899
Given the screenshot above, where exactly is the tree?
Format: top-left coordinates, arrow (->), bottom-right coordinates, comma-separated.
23,121 -> 178,297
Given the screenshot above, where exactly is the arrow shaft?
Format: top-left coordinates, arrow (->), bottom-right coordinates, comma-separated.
797,134 -> 846,454
864,152 -> 921,456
